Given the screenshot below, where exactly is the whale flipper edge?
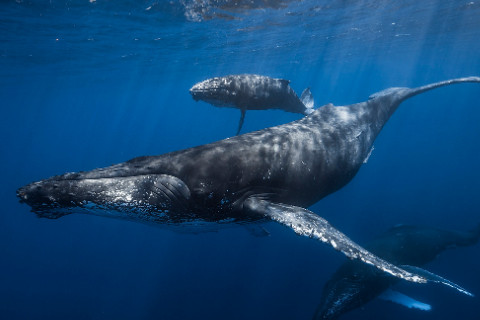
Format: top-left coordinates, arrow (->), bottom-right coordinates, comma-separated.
243,197 -> 427,283
400,265 -> 474,297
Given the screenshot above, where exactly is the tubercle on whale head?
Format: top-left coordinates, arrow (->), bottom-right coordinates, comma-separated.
16,177 -> 82,218
189,77 -> 236,106
17,180 -> 56,206
189,78 -> 221,95
17,172 -> 194,224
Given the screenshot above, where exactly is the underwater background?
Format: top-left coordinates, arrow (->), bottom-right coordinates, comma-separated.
1,1 -> 480,319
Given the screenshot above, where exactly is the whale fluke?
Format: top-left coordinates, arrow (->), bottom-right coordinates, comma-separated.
300,87 -> 314,114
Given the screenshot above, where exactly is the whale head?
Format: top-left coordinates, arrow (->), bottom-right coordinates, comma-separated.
17,171 -> 192,223
17,178 -> 77,219
189,76 -> 238,108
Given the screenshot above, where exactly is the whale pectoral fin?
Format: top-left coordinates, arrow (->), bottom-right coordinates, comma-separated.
378,289 -> 431,311
400,265 -> 474,297
243,197 -> 427,283
236,109 -> 246,135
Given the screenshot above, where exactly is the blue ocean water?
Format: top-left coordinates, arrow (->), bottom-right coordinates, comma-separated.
1,1 -> 480,319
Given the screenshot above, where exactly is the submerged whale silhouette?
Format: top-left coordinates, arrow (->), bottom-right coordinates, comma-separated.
190,74 -> 314,134
17,77 -> 480,285
315,223 -> 480,319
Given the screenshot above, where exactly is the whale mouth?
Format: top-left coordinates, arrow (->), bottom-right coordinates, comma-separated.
189,88 -> 203,101
16,188 -> 27,203
189,88 -> 235,108
17,183 -> 50,206
189,78 -> 224,101
17,181 -> 76,218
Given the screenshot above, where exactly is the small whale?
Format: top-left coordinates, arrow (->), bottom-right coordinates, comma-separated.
17,77 -> 480,287
189,74 -> 314,134
315,223 -> 480,319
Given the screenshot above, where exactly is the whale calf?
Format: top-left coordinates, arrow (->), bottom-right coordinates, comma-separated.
315,223 -> 480,319
189,74 -> 314,134
17,77 -> 480,285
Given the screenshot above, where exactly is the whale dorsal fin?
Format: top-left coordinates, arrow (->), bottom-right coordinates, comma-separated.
243,197 -> 428,283
378,289 -> 431,311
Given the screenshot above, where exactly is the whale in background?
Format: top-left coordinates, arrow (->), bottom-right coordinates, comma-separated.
189,74 -> 314,134
315,223 -> 480,319
17,77 -> 480,286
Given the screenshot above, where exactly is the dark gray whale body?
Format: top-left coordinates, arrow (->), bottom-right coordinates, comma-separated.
17,77 -> 480,284
316,224 -> 480,319
189,74 -> 314,134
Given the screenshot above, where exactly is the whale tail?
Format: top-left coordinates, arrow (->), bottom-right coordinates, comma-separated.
369,76 -> 480,102
364,77 -> 480,137
300,88 -> 314,114
399,76 -> 480,101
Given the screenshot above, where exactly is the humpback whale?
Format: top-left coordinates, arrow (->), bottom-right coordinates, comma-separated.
17,77 -> 480,284
189,74 -> 314,134
315,224 -> 480,319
